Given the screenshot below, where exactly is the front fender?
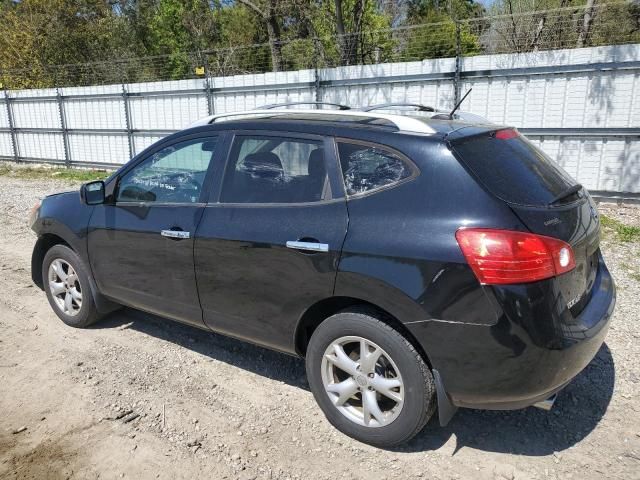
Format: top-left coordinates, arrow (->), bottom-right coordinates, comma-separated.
30,192 -> 117,314
31,191 -> 93,261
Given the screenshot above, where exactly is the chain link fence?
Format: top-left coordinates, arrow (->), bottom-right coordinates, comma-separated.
1,2 -> 639,89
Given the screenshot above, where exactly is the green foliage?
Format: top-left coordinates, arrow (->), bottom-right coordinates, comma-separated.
403,11 -> 481,60
4,0 -> 635,88
600,215 -> 640,243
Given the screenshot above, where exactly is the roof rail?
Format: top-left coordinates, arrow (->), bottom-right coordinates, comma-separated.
259,101 -> 350,110
360,103 -> 436,112
188,109 -> 436,134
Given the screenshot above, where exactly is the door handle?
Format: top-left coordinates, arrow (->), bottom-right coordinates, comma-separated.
286,240 -> 329,253
161,229 -> 190,240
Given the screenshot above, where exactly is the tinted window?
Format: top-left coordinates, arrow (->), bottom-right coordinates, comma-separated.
337,142 -> 413,196
117,137 -> 217,204
220,136 -> 329,204
453,132 -> 576,206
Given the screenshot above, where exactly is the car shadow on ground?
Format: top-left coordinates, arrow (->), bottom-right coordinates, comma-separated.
97,308 -> 615,456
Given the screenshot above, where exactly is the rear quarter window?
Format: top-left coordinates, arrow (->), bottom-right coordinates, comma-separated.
337,141 -> 416,196
452,131 -> 576,206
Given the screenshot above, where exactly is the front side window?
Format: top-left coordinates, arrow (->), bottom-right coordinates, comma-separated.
117,137 -> 218,204
337,141 -> 414,196
220,135 -> 329,204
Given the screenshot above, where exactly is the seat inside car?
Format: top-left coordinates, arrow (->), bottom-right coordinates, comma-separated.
306,148 -> 326,201
229,151 -> 285,202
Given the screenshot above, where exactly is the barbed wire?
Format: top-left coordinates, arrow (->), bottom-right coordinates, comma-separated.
1,1 -> 638,89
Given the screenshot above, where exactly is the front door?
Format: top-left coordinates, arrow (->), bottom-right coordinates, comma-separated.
88,134 -> 222,327
194,132 -> 349,352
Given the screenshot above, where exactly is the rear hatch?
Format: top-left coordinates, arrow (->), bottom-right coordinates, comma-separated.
450,128 -> 600,315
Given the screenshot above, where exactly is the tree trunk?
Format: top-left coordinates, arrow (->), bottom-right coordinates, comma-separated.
237,0 -> 283,72
266,13 -> 282,71
334,0 -> 350,65
577,0 -> 597,48
529,15 -> 546,51
334,0 -> 366,65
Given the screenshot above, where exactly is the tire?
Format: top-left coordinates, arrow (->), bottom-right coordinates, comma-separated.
306,308 -> 436,447
42,244 -> 103,328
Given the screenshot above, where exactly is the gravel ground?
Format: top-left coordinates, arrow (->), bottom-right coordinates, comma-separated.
0,175 -> 639,480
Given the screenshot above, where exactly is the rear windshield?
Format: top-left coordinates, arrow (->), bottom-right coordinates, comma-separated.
452,131 -> 577,206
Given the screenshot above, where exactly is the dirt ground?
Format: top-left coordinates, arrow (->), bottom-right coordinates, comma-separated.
0,175 -> 639,480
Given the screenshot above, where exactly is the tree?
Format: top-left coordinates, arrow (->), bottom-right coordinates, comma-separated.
236,0 -> 286,71
0,0 -> 139,88
577,0 -> 596,47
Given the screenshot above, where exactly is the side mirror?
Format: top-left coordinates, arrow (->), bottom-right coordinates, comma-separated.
80,180 -> 105,205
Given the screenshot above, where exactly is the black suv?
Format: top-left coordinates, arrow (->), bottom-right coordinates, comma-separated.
30,106 -> 615,447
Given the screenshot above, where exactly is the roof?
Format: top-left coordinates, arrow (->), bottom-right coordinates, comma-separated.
187,108 -> 495,138
190,109 -> 440,134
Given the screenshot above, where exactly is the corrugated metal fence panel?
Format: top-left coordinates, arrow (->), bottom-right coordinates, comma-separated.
0,99 -> 9,129
2,45 -> 639,193
12,100 -> 60,130
134,135 -> 165,155
127,79 -> 208,130
0,133 -> 13,157
321,59 -> 457,109
129,95 -> 208,130
64,98 -> 126,130
16,132 -> 65,161
211,69 -> 316,113
68,134 -> 130,166
528,137 -> 640,193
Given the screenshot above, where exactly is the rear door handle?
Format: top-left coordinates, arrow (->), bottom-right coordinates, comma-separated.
161,229 -> 190,240
286,240 -> 329,253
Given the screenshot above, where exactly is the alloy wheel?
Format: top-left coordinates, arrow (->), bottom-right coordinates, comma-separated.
321,336 -> 404,427
48,259 -> 82,316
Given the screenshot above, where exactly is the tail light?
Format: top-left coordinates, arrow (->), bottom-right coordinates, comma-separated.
455,228 -> 575,285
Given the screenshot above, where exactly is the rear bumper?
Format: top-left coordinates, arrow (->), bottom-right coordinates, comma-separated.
407,257 -> 616,410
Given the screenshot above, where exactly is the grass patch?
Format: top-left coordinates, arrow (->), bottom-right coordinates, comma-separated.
600,214 -> 640,243
0,164 -> 110,182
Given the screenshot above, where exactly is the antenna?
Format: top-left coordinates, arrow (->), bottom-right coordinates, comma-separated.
449,88 -> 472,119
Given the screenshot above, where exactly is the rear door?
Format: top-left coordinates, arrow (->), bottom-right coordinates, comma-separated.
88,134 -> 223,327
194,131 -> 348,353
451,129 -> 600,313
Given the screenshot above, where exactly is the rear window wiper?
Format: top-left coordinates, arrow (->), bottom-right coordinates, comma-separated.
549,184 -> 582,205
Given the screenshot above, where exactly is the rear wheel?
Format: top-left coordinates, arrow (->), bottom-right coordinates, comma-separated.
43,245 -> 102,328
306,309 -> 436,447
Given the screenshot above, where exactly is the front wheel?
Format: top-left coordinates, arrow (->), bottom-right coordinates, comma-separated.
42,244 -> 103,328
305,309 -> 436,447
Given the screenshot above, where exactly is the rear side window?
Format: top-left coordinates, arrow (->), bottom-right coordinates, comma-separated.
220,135 -> 329,204
337,141 -> 414,196
452,131 -> 576,206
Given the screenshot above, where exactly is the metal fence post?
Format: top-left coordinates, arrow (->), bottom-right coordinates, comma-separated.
203,59 -> 215,116
313,38 -> 323,103
453,20 -> 462,107
3,89 -> 19,163
121,84 -> 135,160
55,87 -> 72,168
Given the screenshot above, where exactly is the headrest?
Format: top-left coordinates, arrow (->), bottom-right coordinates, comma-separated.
242,152 -> 283,178
308,148 -> 325,177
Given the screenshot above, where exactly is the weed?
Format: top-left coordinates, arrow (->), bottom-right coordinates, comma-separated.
0,164 -> 110,182
599,214 -> 640,243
